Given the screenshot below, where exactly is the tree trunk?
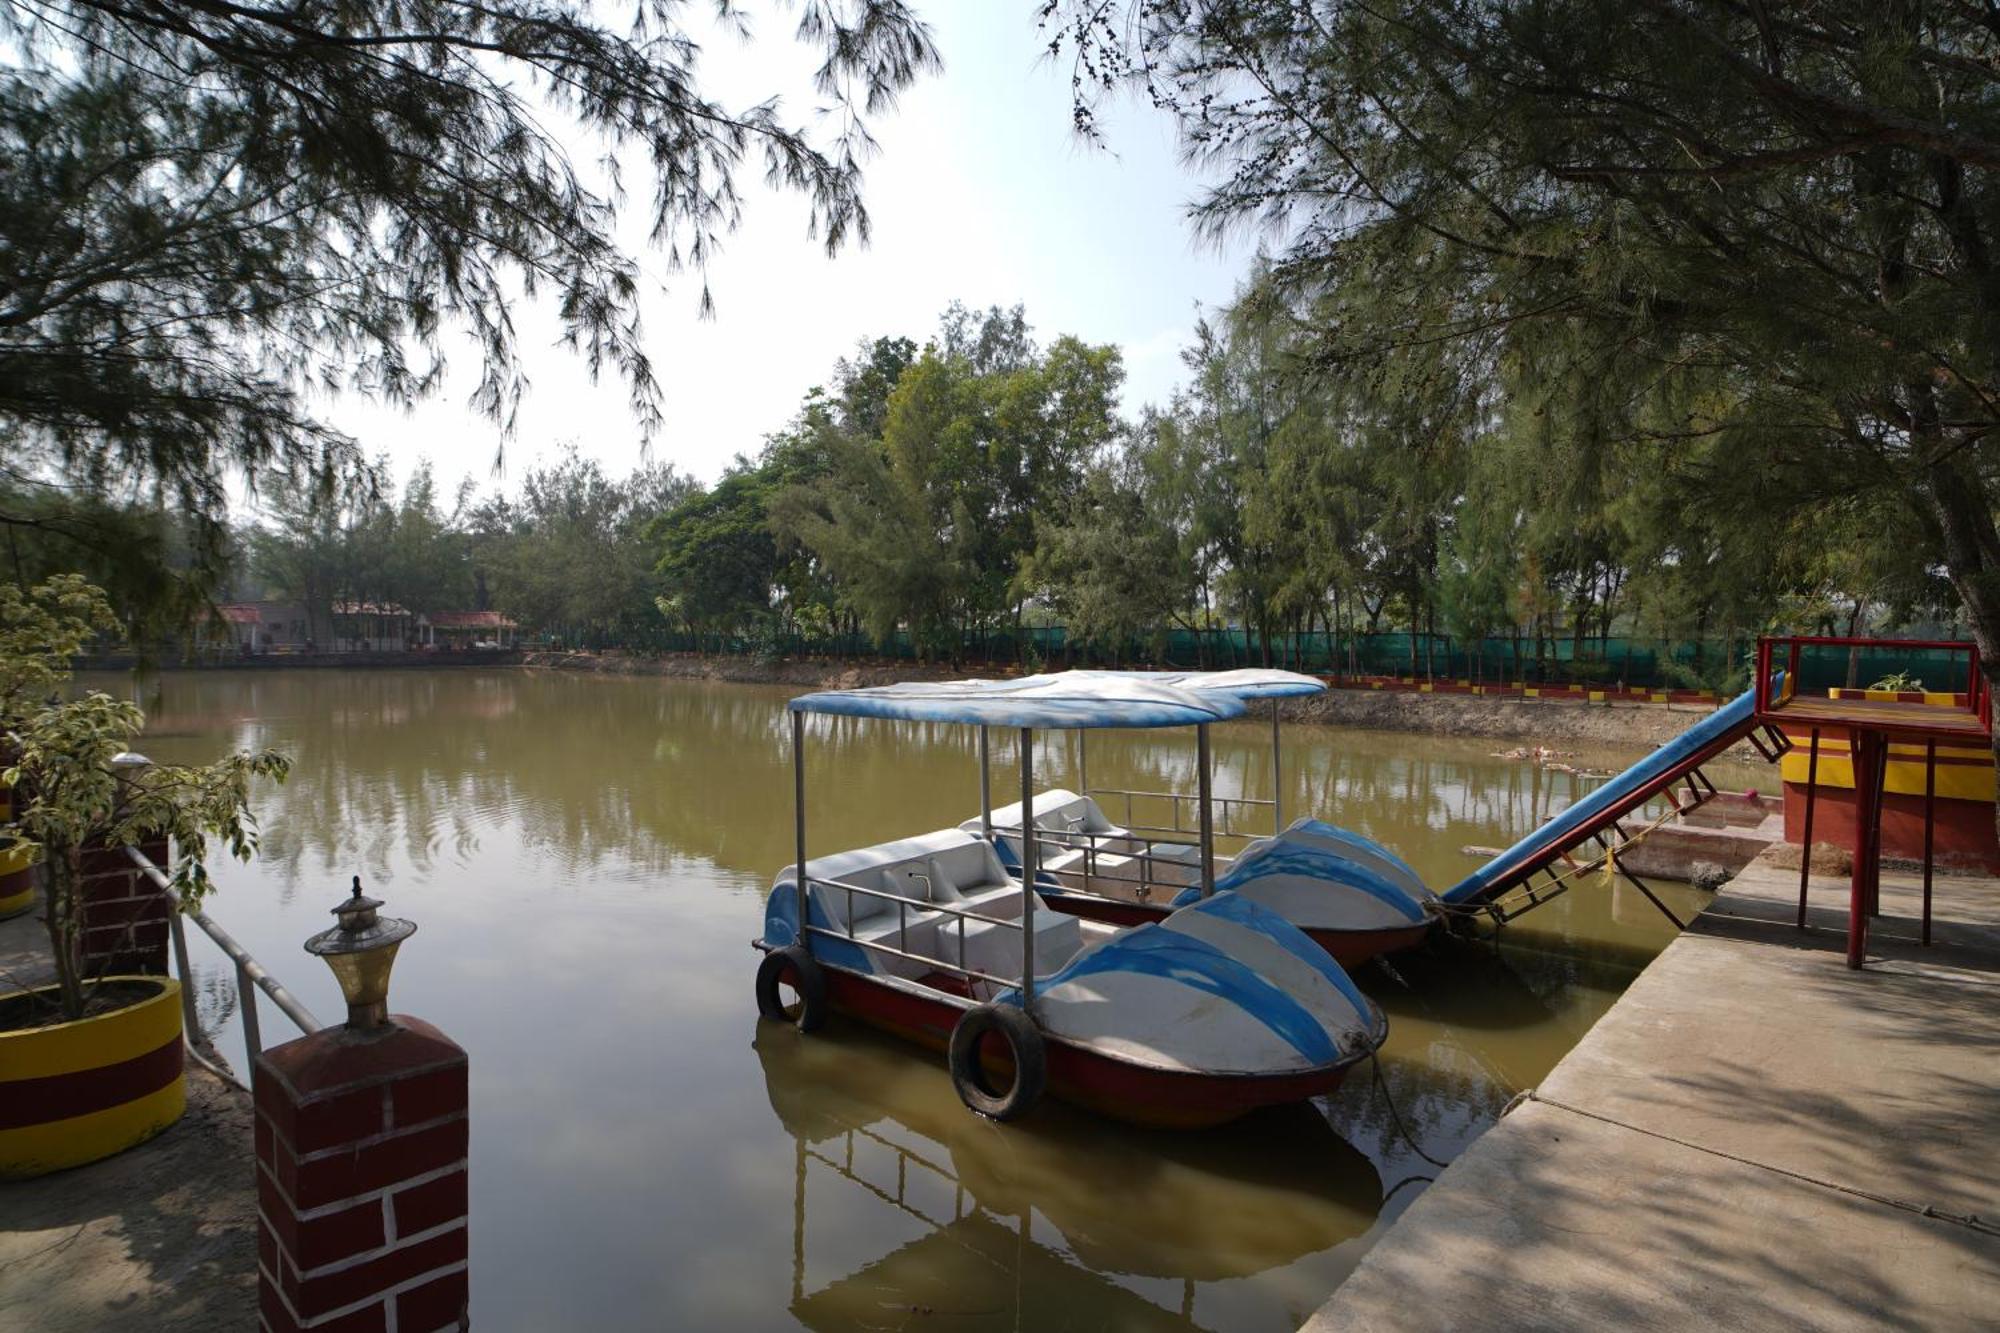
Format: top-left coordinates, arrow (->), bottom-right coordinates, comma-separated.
1844,599 -> 1868,688
44,856 -> 85,1020
1922,458 -> 2000,840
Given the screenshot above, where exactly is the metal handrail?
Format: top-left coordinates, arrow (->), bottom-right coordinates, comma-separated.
804,873 -> 1028,989
1084,786 -> 1271,840
985,820 -> 1208,901
1089,785 -> 1275,809
126,845 -> 324,1080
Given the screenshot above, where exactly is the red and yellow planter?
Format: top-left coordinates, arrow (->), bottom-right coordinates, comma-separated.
0,977 -> 186,1179
0,782 -> 33,920
0,844 -> 33,920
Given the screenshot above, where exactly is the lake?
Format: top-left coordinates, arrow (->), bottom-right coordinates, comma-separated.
109,668 -> 1759,1331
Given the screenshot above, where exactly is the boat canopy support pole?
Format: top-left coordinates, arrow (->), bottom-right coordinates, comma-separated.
978,727 -> 991,838
793,709 -> 810,957
1019,727 -> 1038,1014
1198,723 -> 1216,897
1271,700 -> 1284,832
1077,730 -> 1087,799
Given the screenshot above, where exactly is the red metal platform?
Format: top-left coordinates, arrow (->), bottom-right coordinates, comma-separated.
1754,637 -> 1992,968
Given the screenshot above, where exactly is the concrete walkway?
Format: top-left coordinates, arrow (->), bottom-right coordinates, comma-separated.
0,889 -> 259,1330
1307,855 -> 2000,1330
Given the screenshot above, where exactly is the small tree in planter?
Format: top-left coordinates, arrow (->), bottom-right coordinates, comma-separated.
0,576 -> 288,1024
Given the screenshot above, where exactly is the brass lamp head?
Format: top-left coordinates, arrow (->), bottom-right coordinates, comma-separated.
305,876 -> 417,1031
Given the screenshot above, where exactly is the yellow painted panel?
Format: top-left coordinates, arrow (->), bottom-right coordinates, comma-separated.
1923,692 -> 1960,707
0,979 -> 181,1080
1588,691 -> 1605,702
1524,688 -> 1539,698
1780,753 -> 1995,802
0,1079 -> 185,1179
1419,684 -> 1433,693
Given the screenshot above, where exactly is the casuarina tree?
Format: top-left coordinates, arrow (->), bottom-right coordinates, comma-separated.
0,0 -> 938,583
1048,1 -> 2000,765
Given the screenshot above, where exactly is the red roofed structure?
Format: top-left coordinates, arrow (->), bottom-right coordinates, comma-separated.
417,610 -> 519,649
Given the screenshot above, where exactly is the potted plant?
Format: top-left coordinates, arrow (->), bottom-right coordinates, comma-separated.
0,576 -> 288,1178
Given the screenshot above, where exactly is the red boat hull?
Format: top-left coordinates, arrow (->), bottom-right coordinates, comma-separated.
1039,891 -> 1432,966
818,966 -> 1358,1130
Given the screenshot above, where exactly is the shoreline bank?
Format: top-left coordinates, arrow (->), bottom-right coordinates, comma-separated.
520,650 -> 1738,750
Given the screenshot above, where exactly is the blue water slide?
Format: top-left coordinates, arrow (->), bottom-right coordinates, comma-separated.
1442,683 -> 1770,905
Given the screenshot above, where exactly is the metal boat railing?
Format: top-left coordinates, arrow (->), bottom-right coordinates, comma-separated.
126,844 -> 325,1082
1084,786 -> 1271,841
800,874 -> 1028,990
986,819 -> 1211,902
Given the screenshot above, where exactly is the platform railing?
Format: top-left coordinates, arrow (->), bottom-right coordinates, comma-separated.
1754,635 -> 1987,728
126,844 -> 325,1081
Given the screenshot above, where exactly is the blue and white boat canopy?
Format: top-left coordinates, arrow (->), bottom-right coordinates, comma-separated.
1066,668 -> 1327,701
788,672 -> 1246,730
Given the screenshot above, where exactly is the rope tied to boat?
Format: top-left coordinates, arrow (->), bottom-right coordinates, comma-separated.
1515,1089 -> 2000,1239
1368,1053 -> 1451,1171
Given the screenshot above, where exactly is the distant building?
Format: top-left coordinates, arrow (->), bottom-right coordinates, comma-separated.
416,610 -> 520,650
206,600 -> 516,655
331,600 -> 412,653
210,604 -> 263,652
212,601 -> 312,653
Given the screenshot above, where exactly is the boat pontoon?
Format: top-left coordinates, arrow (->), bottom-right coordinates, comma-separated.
962,669 -> 1440,964
753,674 -> 1388,1129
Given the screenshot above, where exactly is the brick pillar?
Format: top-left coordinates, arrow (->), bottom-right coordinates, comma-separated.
78,834 -> 170,975
253,1018 -> 469,1332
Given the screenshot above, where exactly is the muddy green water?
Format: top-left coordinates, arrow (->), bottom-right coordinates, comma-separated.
113,669 -> 1760,1331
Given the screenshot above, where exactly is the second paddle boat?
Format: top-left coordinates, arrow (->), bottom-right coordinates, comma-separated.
963,669 -> 1440,965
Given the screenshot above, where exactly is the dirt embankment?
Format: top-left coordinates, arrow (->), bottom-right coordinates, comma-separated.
521,651 -> 1739,749
1281,686 -> 1738,748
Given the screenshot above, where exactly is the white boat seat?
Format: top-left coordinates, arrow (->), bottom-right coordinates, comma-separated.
951,907 -> 1084,987
786,829 -> 1029,980
970,789 -> 1122,847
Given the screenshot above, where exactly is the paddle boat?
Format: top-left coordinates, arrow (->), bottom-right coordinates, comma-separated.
753,674 -> 1388,1128
962,669 -> 1440,965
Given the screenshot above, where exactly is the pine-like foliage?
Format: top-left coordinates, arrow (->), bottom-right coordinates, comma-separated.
1047,1 -> 2000,679
0,1 -> 938,563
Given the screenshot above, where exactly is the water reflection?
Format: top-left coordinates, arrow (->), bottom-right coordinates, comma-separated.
99,669 -> 1765,1331
760,1023 -> 1381,1331
115,671 -> 1760,897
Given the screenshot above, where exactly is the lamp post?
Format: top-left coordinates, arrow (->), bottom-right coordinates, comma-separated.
258,878 -> 465,1331
305,876 -> 417,1031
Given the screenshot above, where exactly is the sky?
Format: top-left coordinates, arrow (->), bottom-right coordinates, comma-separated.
327,4 -> 1254,498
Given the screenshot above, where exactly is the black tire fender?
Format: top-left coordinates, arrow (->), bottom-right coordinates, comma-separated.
755,944 -> 829,1033
947,1002 -> 1046,1121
